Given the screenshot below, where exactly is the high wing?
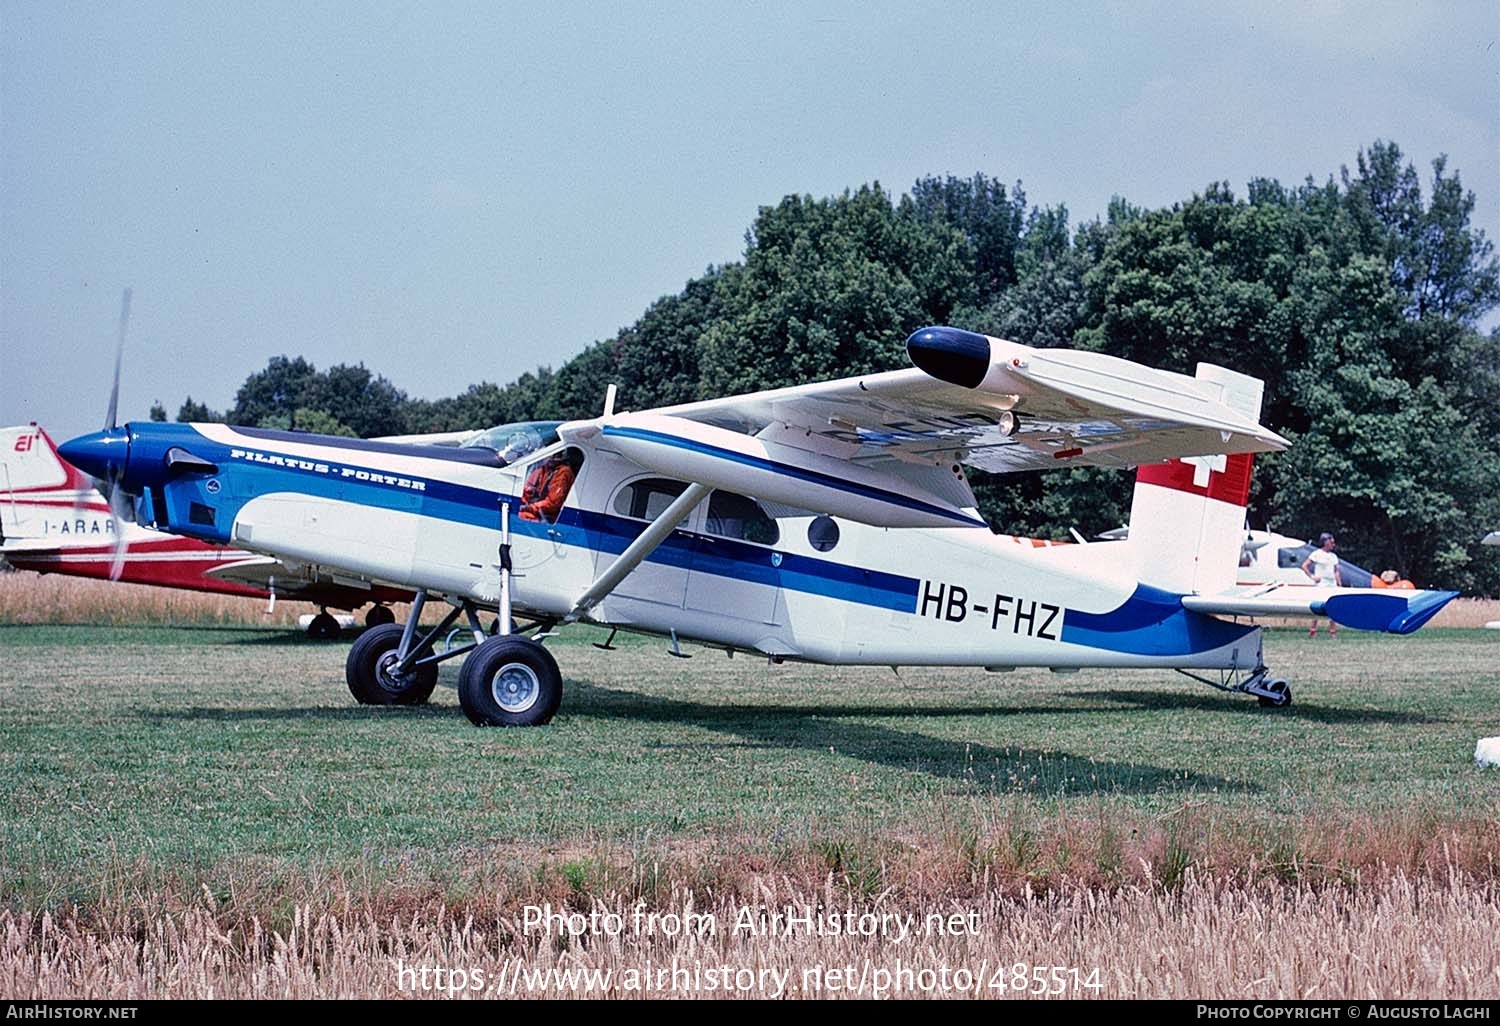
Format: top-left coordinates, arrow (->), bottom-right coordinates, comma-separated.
1183,585 -> 1459,635
560,327 -> 1287,530
640,326 -> 1285,474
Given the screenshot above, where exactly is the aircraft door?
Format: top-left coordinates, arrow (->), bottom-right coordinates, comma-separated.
684,490 -> 782,625
600,476 -> 699,611
505,446 -> 588,572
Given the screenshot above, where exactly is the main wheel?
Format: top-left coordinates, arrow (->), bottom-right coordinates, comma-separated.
364,604 -> 396,629
458,637 -> 562,727
307,611 -> 341,640
345,623 -> 439,705
1256,677 -> 1292,708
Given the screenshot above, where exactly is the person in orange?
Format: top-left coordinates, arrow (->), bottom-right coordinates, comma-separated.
1377,569 -> 1416,590
518,450 -> 576,523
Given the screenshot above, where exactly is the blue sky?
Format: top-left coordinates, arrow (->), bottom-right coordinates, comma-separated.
3,1 -> 1496,443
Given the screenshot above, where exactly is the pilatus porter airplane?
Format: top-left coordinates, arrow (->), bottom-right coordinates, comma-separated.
60,326 -> 1458,725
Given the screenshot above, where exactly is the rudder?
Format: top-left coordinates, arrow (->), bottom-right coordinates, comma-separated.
1128,365 -> 1262,596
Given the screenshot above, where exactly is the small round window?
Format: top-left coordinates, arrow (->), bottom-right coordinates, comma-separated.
807,515 -> 840,552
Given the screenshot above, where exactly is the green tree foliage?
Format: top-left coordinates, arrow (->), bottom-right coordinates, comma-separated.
227,356 -> 408,437
158,145 -> 1499,592
697,185 -> 973,395
175,397 -> 223,423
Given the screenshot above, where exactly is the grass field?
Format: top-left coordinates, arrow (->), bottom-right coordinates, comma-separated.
1,573 -> 1498,998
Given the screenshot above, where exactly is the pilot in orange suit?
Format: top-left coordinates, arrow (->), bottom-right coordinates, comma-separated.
518,451 -> 576,522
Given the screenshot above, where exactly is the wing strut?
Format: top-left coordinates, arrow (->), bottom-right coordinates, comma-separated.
564,482 -> 710,622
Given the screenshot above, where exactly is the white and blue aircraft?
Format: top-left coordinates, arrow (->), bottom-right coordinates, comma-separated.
58,327 -> 1457,725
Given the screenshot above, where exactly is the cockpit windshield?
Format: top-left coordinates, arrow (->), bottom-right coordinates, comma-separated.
461,421 -> 564,466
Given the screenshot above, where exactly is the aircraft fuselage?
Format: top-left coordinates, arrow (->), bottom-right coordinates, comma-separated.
61,422 -> 1262,671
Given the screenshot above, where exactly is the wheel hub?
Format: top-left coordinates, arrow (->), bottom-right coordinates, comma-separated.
376,651 -> 414,693
491,663 -> 540,713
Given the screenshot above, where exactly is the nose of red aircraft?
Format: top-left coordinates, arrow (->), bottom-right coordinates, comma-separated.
58,427 -> 130,483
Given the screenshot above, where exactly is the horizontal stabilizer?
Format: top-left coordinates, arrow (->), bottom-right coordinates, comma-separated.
1182,587 -> 1459,635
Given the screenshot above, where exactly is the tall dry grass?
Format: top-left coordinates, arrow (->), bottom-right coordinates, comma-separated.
0,570 -> 422,628
1429,597 -> 1500,628
3,872 -> 1496,999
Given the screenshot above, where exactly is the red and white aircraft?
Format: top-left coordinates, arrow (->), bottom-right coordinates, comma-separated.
1,424 -> 407,635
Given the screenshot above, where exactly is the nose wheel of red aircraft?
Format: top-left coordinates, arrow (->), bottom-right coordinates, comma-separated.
457,637 -> 563,727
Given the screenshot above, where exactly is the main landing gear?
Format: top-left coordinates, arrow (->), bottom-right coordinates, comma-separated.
342,589 -> 563,726
1176,664 -> 1293,708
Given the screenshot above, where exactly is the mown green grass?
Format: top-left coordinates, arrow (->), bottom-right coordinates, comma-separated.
1,623 -> 1496,902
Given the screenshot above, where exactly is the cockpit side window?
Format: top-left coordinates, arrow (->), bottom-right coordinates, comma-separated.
517,446 -> 584,523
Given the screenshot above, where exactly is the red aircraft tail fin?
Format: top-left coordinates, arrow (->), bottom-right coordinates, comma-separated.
0,424 -> 106,505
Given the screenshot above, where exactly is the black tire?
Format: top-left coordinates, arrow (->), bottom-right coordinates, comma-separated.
307,611 -> 342,640
458,637 -> 562,727
1256,678 -> 1292,708
364,604 -> 396,629
345,623 -> 439,706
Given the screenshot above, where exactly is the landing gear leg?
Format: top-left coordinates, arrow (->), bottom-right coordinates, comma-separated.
456,500 -> 564,727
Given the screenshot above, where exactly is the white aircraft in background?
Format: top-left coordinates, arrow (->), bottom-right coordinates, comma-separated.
1,424 -> 409,635
1236,529 -> 1379,589
59,326 -> 1457,723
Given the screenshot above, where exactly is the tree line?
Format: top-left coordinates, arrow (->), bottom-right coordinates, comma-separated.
150,141 -> 1500,593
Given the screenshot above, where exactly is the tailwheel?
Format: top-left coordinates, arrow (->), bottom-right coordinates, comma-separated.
345,623 -> 439,705
1176,665 -> 1294,708
458,636 -> 563,727
1255,677 -> 1292,708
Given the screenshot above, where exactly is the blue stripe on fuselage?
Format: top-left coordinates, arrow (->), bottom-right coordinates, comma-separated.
1060,583 -> 1257,657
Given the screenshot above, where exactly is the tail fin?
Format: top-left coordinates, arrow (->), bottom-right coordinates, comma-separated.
0,424 -> 98,496
1,425 -> 108,542
1128,365 -> 1263,596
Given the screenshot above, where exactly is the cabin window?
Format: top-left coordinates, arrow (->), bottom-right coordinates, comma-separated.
807,515 -> 840,552
613,477 -> 690,521
705,491 -> 779,546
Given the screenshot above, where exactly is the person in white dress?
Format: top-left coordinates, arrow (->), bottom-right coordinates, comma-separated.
1301,532 -> 1343,637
